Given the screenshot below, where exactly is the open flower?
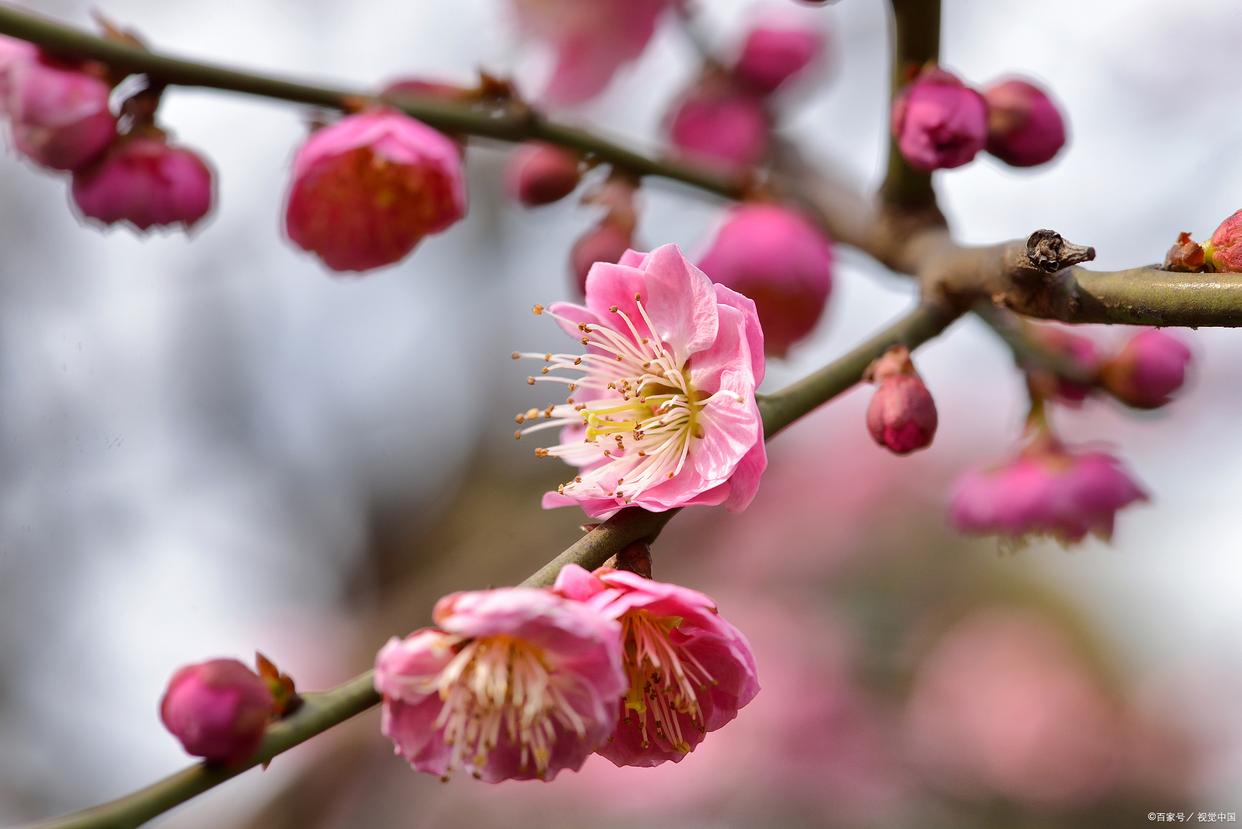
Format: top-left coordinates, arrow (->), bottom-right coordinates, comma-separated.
515,243 -> 766,518
554,565 -> 760,766
510,0 -> 671,105
284,111 -> 466,273
374,587 -> 626,782
949,436 -> 1147,544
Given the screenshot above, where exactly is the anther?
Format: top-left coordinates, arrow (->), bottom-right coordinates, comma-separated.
532,304 -> 544,315
540,367 -> 550,375
527,377 -> 536,385
609,305 -> 619,313
510,351 -> 520,360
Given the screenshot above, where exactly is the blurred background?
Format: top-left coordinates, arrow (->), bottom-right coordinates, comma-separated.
1,0 -> 1240,826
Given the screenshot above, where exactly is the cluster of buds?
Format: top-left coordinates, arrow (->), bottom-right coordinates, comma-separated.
952,322 -> 1191,546
0,34 -> 214,232
666,19 -> 825,172
373,562 -> 759,781
1163,210 -> 1242,274
893,67 -> 1065,172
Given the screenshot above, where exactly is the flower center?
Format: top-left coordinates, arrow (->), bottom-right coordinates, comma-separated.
434,635 -> 586,779
620,610 -> 714,754
514,296 -> 710,503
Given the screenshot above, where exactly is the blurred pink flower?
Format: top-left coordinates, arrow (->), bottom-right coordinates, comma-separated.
733,23 -> 824,95
984,78 -> 1067,168
71,135 -> 214,232
374,587 -> 625,782
697,203 -> 833,356
505,141 -> 581,206
554,565 -> 760,766
1102,328 -> 1192,409
4,52 -> 115,171
0,35 -> 36,104
892,68 -> 986,172
520,244 -> 766,518
284,111 -> 466,273
160,658 -> 274,764
570,221 -> 632,295
949,438 -> 1147,543
1024,324 -> 1101,406
510,0 -> 671,105
666,76 -> 770,172
905,609 -> 1124,807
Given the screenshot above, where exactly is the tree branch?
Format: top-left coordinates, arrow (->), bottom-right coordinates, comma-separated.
880,0 -> 941,212
30,301 -> 963,829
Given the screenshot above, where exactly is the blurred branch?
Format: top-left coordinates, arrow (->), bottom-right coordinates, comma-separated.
879,0 -> 941,212
0,5 -> 745,200
32,301 -> 962,829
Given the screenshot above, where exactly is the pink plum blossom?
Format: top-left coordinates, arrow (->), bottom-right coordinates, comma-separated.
697,204 -> 833,356
160,658 -> 274,764
554,565 -> 760,766
510,0 -> 671,105
949,437 -> 1147,543
1101,329 -> 1191,409
284,111 -> 466,273
891,68 -> 987,172
666,76 -> 770,172
733,23 -> 824,95
374,586 -> 626,782
983,78 -> 1067,168
4,52 -> 115,171
71,135 -> 214,232
517,243 -> 767,519
1205,208 -> 1242,272
905,609 -> 1123,806
506,141 -> 582,206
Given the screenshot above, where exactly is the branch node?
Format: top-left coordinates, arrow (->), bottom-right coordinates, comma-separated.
1024,229 -> 1095,273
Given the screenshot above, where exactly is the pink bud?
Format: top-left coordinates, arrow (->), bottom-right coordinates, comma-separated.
571,221 -> 633,294
1205,209 -> 1242,273
983,79 -> 1067,168
1101,329 -> 1191,409
1024,325 -> 1100,406
667,77 -> 769,172
891,69 -> 987,172
697,204 -> 832,356
505,142 -> 581,206
733,24 -> 824,95
5,54 -> 116,171
160,659 -> 274,764
864,350 -> 937,455
0,35 -> 36,104
71,136 -> 214,232
284,111 -> 467,273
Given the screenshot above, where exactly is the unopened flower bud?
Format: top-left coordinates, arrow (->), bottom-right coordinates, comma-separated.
1205,209 -> 1242,273
1101,329 -> 1191,409
160,659 -> 274,763
1023,325 -> 1100,406
667,75 -> 769,172
892,68 -> 987,172
698,203 -> 832,356
1164,231 -> 1206,273
6,53 -> 116,171
983,79 -> 1066,168
71,135 -> 214,232
571,221 -> 633,294
864,347 -> 937,454
505,142 -> 582,206
732,24 -> 824,95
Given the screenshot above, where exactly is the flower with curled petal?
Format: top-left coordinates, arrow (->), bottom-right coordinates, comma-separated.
554,564 -> 760,766
374,587 -> 626,782
514,243 -> 766,518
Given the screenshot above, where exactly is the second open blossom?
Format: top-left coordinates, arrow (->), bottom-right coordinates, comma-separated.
516,243 -> 766,518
